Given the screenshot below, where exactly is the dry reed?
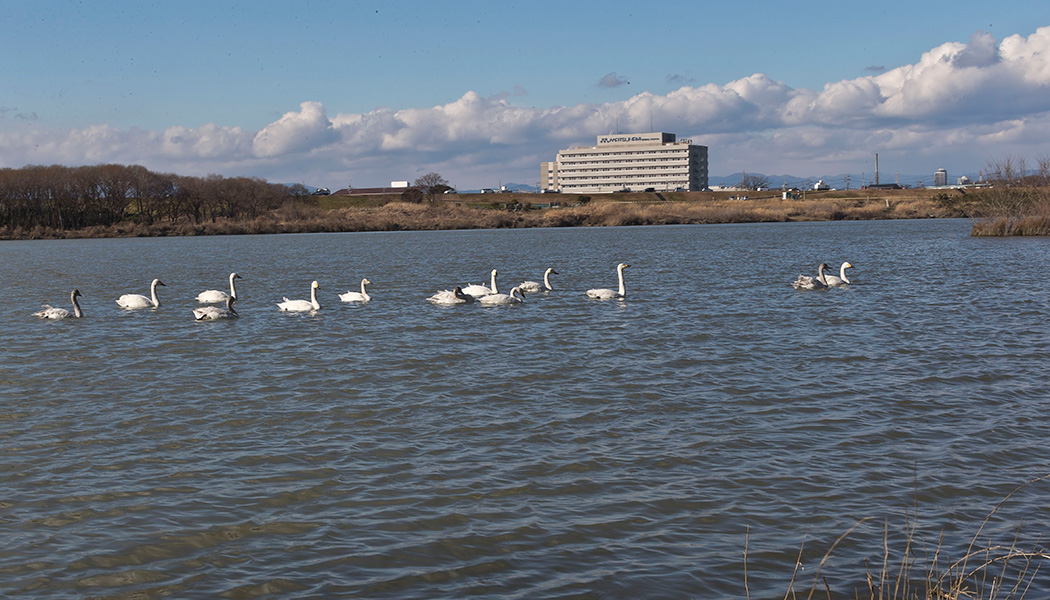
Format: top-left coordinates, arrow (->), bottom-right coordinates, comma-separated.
754,474 -> 1050,599
0,191 -> 965,240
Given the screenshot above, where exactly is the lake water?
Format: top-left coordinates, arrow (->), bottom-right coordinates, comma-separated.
2,219 -> 1049,598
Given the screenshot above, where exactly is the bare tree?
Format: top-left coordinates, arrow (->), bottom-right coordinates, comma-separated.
413,172 -> 452,201
740,172 -> 769,191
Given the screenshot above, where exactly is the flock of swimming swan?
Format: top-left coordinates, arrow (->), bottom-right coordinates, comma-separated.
30,262 -> 635,320
31,260 -> 852,320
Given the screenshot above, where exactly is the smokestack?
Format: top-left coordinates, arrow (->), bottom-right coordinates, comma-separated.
875,153 -> 880,186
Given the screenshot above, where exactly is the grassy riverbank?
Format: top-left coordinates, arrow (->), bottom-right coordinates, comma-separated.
0,188 -> 972,240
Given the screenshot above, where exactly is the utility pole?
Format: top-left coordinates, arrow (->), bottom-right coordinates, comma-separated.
845,174 -> 850,190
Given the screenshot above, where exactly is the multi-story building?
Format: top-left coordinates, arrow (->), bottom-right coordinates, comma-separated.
934,168 -> 948,187
542,133 -> 708,193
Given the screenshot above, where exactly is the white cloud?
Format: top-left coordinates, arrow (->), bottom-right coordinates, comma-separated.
252,101 -> 338,157
2,26 -> 1050,186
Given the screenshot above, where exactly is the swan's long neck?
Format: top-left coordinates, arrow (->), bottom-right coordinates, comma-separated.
617,267 -> 626,297
229,274 -> 238,298
839,265 -> 850,283
360,279 -> 368,294
310,284 -> 320,309
817,265 -> 828,285
227,296 -> 237,315
543,269 -> 553,290
71,292 -> 83,318
513,288 -> 525,302
150,281 -> 161,307
490,271 -> 498,294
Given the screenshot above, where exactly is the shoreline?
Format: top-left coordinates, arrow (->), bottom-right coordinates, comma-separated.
0,188 -> 971,241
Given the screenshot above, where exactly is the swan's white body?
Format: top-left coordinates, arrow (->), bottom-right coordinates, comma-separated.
428,286 -> 475,305
586,263 -> 629,300
196,272 -> 240,304
824,262 -> 853,286
34,289 -> 83,319
117,278 -> 165,309
792,263 -> 829,290
193,295 -> 238,320
277,280 -> 321,311
339,278 -> 372,302
479,286 -> 525,305
520,268 -> 557,293
462,269 -> 498,298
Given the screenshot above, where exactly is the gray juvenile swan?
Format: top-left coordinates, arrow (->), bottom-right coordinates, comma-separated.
117,278 -> 165,309
193,295 -> 238,320
824,262 -> 853,286
519,268 -> 558,293
196,272 -> 241,304
586,263 -> 629,300
479,286 -> 525,305
428,286 -> 475,305
792,263 -> 829,290
34,289 -> 84,319
339,278 -> 372,302
277,280 -> 321,311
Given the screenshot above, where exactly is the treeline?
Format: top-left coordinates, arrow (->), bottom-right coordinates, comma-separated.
0,164 -> 311,231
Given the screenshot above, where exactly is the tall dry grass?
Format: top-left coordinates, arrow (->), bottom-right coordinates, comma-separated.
0,193 -> 964,240
762,474 -> 1050,599
969,187 -> 1050,236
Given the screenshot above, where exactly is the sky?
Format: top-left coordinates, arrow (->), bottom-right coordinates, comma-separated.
2,0 -> 1050,190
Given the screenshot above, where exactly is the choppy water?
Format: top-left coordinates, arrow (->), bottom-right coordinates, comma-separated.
2,219 -> 1049,598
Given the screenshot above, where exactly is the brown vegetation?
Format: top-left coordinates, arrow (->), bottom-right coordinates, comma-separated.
0,183 -> 971,240
8,162 -> 1050,239
769,474 -> 1050,599
969,154 -> 1050,236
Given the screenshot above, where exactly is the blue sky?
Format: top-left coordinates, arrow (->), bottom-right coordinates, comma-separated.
2,0 -> 1050,189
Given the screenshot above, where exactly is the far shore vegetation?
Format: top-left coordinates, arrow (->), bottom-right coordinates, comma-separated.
2,158 -> 1049,240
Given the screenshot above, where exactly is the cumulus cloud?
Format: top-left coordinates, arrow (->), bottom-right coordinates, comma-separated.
3,26 -> 1050,186
252,101 -> 338,157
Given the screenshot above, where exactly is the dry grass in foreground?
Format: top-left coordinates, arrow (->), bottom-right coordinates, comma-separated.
760,474 -> 1050,599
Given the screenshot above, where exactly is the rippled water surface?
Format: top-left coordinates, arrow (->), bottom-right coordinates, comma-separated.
3,219 -> 1050,598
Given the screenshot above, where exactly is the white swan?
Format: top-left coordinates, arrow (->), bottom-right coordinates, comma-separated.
193,295 -> 238,320
519,268 -> 558,293
33,289 -> 84,319
792,263 -> 829,290
461,269 -> 498,298
824,261 -> 853,286
339,278 -> 372,302
117,278 -> 166,309
196,272 -> 241,304
586,263 -> 629,300
277,280 -> 321,311
427,286 -> 475,305
479,286 -> 525,305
